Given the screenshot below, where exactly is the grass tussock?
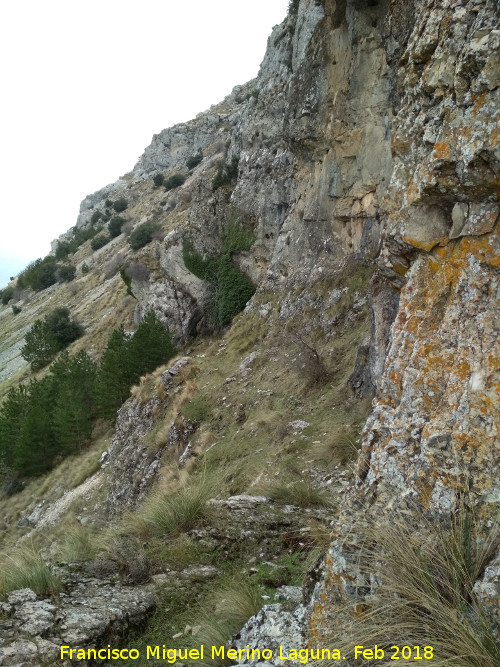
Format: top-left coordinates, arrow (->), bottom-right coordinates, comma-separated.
259,477 -> 335,509
0,546 -> 62,597
130,476 -> 215,538
57,523 -> 97,563
312,427 -> 361,467
324,510 -> 500,667
186,578 -> 264,667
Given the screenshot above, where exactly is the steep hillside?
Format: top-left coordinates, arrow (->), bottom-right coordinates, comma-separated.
0,0 -> 498,666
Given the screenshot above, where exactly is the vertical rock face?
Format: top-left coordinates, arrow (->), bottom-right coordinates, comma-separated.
309,0 -> 499,643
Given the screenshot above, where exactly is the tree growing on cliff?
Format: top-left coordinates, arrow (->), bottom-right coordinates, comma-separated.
51,351 -> 97,453
94,313 -> 176,422
21,307 -> 84,371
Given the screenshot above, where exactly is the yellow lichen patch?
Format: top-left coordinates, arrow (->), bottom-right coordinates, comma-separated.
432,141 -> 452,160
392,262 -> 409,276
471,90 -> 488,118
402,234 -> 448,251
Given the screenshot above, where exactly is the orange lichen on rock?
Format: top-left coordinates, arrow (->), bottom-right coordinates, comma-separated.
432,140 -> 452,160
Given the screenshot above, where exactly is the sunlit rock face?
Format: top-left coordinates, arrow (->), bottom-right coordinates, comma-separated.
309,0 -> 500,643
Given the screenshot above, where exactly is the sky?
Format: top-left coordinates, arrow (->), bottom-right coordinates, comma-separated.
0,0 -> 290,288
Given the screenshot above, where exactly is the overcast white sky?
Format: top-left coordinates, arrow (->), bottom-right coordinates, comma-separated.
0,0 -> 289,288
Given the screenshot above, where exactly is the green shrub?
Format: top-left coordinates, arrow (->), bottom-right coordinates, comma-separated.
91,210 -> 102,224
46,307 -> 84,347
182,394 -> 212,423
69,225 -> 99,253
81,262 -> 90,274
186,153 -> 203,170
90,234 -> 110,251
58,264 -> 76,282
119,267 -> 133,296
152,173 -> 164,187
113,197 -> 128,212
164,173 -> 186,191
105,199 -> 113,207
55,241 -> 71,260
212,155 -> 239,191
182,215 -> 255,326
17,256 -> 58,291
1,286 -> 14,305
11,305 -> 21,315
108,215 -> 126,238
213,255 -> 256,326
128,222 -> 161,250
288,0 -> 300,16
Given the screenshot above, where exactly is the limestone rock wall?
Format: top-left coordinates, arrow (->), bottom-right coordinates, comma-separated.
309,0 -> 500,644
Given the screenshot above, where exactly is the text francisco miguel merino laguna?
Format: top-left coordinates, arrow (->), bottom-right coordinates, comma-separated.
60,645 -> 350,662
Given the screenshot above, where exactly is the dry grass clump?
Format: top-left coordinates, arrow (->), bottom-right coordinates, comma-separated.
325,510 -> 500,667
57,523 -> 97,563
258,477 -> 335,509
130,476 -> 215,538
0,546 -> 62,597
186,578 -> 264,667
312,427 -> 361,467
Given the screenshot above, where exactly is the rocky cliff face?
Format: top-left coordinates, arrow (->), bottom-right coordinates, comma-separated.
62,0 -> 499,624
3,0 -> 498,663
306,0 -> 500,651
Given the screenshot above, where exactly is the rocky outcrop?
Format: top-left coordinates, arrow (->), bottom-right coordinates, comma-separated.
308,0 -> 500,650
0,578 -> 155,667
106,357 -> 192,515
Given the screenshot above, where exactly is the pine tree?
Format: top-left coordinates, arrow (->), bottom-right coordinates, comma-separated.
0,385 -> 30,470
51,351 -> 97,453
93,327 -> 132,421
13,377 -> 59,476
127,311 -> 176,381
94,314 -> 176,422
21,320 -> 60,371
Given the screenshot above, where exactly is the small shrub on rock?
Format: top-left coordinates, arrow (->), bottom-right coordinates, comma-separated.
212,155 -> 239,191
91,234 -> 110,251
128,222 -> 161,250
153,173 -> 164,187
186,153 -> 203,170
108,215 -> 126,238
113,197 -> 128,213
91,210 -> 102,224
164,173 -> 186,191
